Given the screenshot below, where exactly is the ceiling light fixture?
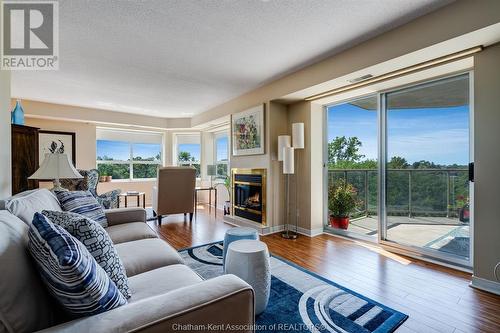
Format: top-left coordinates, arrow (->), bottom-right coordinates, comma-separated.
305,46 -> 483,101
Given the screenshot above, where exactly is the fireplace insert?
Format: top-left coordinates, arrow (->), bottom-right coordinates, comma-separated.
232,169 -> 266,224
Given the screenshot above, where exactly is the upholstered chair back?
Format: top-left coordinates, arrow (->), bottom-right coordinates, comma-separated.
153,167 -> 196,216
60,169 -> 99,196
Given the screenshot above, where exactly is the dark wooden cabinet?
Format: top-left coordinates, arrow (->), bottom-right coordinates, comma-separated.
12,125 -> 39,195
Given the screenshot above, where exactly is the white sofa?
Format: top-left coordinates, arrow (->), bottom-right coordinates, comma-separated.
0,189 -> 254,333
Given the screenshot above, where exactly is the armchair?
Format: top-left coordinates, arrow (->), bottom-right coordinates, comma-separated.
152,167 -> 196,225
60,169 -> 121,209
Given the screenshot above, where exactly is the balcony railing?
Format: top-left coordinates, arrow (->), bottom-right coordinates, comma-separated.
328,168 -> 469,218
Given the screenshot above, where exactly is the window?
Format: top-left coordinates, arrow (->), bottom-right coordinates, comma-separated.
175,134 -> 201,177
96,128 -> 163,180
214,132 -> 229,178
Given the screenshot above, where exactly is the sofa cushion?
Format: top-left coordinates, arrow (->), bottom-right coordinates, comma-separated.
115,239 -> 184,277
128,265 -> 202,303
106,222 -> 157,244
0,211 -> 57,333
55,190 -> 108,227
42,210 -> 131,299
28,213 -> 127,317
4,189 -> 61,225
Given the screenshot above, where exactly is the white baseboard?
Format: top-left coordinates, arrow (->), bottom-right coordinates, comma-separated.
470,276 -> 500,295
221,215 -> 323,237
291,225 -> 323,237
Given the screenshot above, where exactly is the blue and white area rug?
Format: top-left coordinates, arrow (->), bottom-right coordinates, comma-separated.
179,241 -> 408,333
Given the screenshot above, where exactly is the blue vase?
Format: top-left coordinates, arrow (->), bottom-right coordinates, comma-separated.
11,100 -> 25,125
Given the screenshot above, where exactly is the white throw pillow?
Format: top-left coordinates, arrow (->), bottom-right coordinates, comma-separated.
5,189 -> 62,224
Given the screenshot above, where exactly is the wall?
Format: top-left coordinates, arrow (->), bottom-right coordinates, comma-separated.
285,101 -> 323,235
25,117 -> 97,169
0,71 -> 11,198
472,43 -> 500,289
17,100 -> 191,130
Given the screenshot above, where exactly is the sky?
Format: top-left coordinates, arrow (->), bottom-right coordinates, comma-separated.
216,136 -> 229,161
97,140 -> 161,161
327,102 -> 470,165
178,143 -> 201,161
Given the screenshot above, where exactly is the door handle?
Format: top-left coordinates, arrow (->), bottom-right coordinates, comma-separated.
468,162 -> 474,182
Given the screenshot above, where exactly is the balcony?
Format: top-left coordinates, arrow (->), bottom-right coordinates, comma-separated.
327,168 -> 470,259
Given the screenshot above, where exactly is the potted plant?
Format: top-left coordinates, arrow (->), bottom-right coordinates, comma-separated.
328,179 -> 358,229
456,195 -> 470,223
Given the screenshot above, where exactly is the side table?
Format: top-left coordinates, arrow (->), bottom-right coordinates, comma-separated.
194,187 -> 217,216
224,239 -> 271,315
118,192 -> 146,208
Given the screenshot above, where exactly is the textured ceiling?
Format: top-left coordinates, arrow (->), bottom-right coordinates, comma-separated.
11,0 -> 452,118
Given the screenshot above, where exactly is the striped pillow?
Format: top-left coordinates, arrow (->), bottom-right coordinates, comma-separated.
42,210 -> 131,299
55,190 -> 108,227
28,213 -> 126,317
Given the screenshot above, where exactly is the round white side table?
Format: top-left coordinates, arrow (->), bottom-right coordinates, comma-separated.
224,240 -> 271,315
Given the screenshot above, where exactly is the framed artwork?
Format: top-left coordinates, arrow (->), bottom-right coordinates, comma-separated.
39,130 -> 76,166
231,104 -> 265,156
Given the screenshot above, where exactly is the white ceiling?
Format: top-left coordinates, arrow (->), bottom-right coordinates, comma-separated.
11,0 -> 452,118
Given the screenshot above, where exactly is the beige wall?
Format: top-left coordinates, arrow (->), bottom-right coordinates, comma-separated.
0,71 -> 11,198
25,117 -> 97,170
17,99 -> 191,130
473,43 -> 500,285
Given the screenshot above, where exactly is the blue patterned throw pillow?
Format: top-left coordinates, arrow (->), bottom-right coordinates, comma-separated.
55,190 -> 108,227
28,213 -> 126,317
42,210 -> 131,299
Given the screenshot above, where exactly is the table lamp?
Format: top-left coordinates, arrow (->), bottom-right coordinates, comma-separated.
29,153 -> 83,191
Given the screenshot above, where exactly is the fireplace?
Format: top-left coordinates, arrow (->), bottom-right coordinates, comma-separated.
231,168 -> 266,225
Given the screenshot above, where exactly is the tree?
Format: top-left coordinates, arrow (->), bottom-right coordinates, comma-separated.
328,136 -> 364,166
178,151 -> 194,162
388,156 -> 409,169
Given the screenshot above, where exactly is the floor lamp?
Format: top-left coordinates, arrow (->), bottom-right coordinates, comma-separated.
281,141 -> 296,239
292,123 -> 304,236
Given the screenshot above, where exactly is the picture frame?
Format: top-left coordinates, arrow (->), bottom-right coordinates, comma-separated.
231,104 -> 265,156
39,130 -> 76,166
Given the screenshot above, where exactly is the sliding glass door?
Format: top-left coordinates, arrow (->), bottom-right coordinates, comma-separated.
383,74 -> 471,263
325,73 -> 473,266
325,95 -> 379,240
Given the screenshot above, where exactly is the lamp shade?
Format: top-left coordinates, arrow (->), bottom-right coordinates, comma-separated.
207,164 -> 216,176
292,123 -> 304,149
29,153 -> 83,180
283,147 -> 295,174
278,135 -> 291,161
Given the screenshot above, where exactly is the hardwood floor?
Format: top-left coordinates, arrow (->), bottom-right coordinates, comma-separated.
148,205 -> 500,333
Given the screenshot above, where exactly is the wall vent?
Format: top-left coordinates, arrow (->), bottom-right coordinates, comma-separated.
348,74 -> 373,83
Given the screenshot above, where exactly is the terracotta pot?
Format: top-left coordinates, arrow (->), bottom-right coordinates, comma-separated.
459,205 -> 470,223
99,176 -> 106,183
329,216 -> 349,229
105,175 -> 112,182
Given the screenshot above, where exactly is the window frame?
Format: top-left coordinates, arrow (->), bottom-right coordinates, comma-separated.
174,133 -> 202,178
96,131 -> 163,182
214,131 -> 229,179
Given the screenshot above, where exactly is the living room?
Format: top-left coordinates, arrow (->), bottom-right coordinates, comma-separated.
1,1 -> 499,332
